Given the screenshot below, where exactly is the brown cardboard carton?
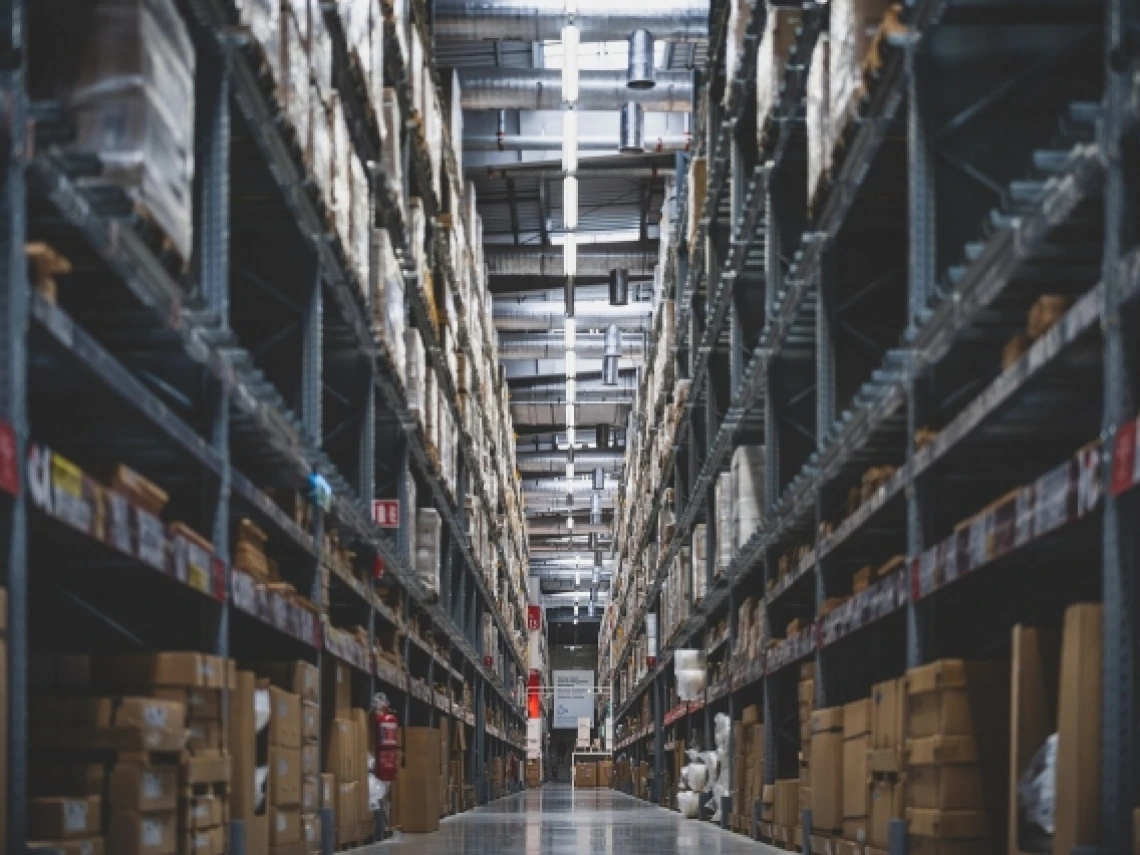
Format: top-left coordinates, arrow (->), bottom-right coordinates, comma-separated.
1008,625 -> 1060,855
842,732 -> 869,819
810,708 -> 844,831
268,845 -> 305,855
774,779 -> 800,827
868,777 -> 904,848
302,743 -> 319,779
742,704 -> 760,724
301,702 -> 319,744
26,840 -> 104,855
250,661 -> 319,704
107,810 -> 176,855
302,777 -> 320,814
842,818 -> 867,844
352,709 -> 370,823
871,678 -> 906,751
337,782 -> 357,835
230,671 -> 258,821
320,774 -> 335,808
905,660 -> 1008,739
908,763 -> 993,811
1054,603 -> 1102,855
906,735 -> 978,766
152,687 -> 222,721
302,813 -> 320,848
270,807 -> 302,845
398,727 -> 441,832
333,661 -> 352,715
269,747 -> 302,807
180,751 -> 231,787
94,653 -> 225,689
99,697 -> 186,752
843,699 -> 872,738
907,839 -> 996,855
180,826 -> 224,855
108,763 -> 178,812
187,719 -> 224,753
246,815 -> 267,855
906,807 -> 989,839
29,796 -> 102,839
325,719 -> 354,781
269,687 -> 301,749
575,762 -> 597,788
181,795 -> 223,831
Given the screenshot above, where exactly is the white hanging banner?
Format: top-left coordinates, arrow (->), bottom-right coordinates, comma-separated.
552,670 -> 595,729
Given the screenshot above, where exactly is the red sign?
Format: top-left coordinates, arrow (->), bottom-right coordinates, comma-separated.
1112,418 -> 1138,496
483,655 -> 494,668
372,556 -> 385,580
527,605 -> 542,632
0,421 -> 18,496
371,499 -> 400,528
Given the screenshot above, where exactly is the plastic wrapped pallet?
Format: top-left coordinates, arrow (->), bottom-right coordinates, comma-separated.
311,99 -> 333,212
691,524 -> 708,604
424,364 -> 438,450
406,327 -> 426,425
308,0 -> 333,105
829,0 -> 892,136
686,158 -> 708,253
338,0 -> 382,124
724,0 -> 749,106
380,88 -> 405,216
731,446 -> 765,550
424,85 -> 444,201
807,36 -> 832,209
757,8 -> 802,144
415,509 -> 441,601
350,153 -> 370,291
409,25 -> 427,120
238,0 -> 280,78
331,95 -> 352,258
281,3 -> 311,161
68,0 -> 196,263
372,228 -> 406,378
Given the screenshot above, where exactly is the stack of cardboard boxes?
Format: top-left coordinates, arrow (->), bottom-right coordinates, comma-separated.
810,706 -> 844,837
28,652 -> 233,855
868,677 -> 906,853
841,699 -> 872,848
574,761 -> 597,789
798,661 -> 815,831
392,727 -> 440,833
733,705 -> 763,827
904,660 -> 1009,855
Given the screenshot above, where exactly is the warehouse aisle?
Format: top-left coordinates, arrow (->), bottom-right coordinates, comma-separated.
365,785 -> 779,854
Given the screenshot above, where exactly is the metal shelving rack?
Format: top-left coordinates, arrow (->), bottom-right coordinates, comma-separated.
605,0 -> 1138,848
0,0 -> 529,848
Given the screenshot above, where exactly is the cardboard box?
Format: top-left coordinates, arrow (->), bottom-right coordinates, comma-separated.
842,817 -> 867,844
337,782 -> 358,834
152,687 -> 221,721
397,727 -> 441,833
905,660 -> 1007,739
268,845 -> 305,855
100,697 -> 186,752
871,678 -> 906,751
107,810 -> 176,855
575,762 -> 597,788
906,735 -> 978,765
180,826 -> 224,855
842,732 -> 869,820
1054,603 -> 1102,855
269,687 -> 301,749
906,807 -> 989,839
320,774 -> 335,808
302,777 -> 320,814
94,653 -> 226,689
251,661 -> 319,704
302,743 -> 319,779
29,796 -> 102,839
269,747 -> 302,807
597,760 -> 614,788
270,807 -> 302,845
230,671 -> 258,821
181,795 -> 223,831
810,708 -> 844,832
907,839 -> 995,855
868,778 -> 904,848
302,702 -> 319,744
333,661 -> 352,715
325,718 -> 354,781
1008,625 -> 1059,855
843,699 -> 872,739
108,763 -> 178,812
774,779 -> 800,827
26,840 -> 104,855
180,752 -> 231,787
187,719 -> 225,753
908,763 -> 990,810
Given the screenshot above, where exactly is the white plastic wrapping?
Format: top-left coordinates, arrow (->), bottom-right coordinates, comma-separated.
415,508 -> 441,600
830,0 -> 891,134
406,327 -> 426,426
309,0 -> 333,104
724,0 -> 749,106
691,524 -> 707,604
675,649 -> 708,701
281,6 -> 311,160
331,96 -> 352,258
69,0 -> 196,262
807,36 -> 832,207
1017,732 -> 1057,841
756,8 -> 802,142
731,445 -> 766,550
311,98 -> 333,212
372,228 -> 406,378
678,789 -> 701,818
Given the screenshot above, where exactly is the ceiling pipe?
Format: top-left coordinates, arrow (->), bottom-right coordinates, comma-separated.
483,166 -> 666,181
434,0 -> 708,42
489,250 -> 657,277
463,134 -> 690,152
494,300 -> 653,330
628,30 -> 656,89
619,103 -> 645,154
609,269 -> 629,305
517,449 -> 624,472
500,331 -> 644,360
509,376 -> 638,404
602,324 -> 622,386
457,69 -> 690,112
528,521 -> 611,535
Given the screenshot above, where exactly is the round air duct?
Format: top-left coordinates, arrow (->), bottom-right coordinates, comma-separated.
609,268 -> 629,305
603,324 -> 622,385
628,30 -> 656,89
590,492 -> 603,524
619,103 -> 644,154
593,467 -> 605,490
596,424 -> 611,449
564,276 -> 575,317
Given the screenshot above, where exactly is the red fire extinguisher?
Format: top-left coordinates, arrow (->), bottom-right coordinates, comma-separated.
373,695 -> 400,782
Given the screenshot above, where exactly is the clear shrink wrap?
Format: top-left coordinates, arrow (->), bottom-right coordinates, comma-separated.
380,89 -> 404,216
424,84 -> 444,200
807,36 -> 831,208
68,0 -> 196,263
691,524 -> 708,604
350,153 -> 370,290
311,97 -> 333,212
281,0 -> 310,159
372,228 -> 406,380
424,364 -> 438,451
715,471 -> 734,572
239,0 -> 280,76
829,0 -> 892,135
731,446 -> 766,550
331,96 -> 352,257
723,0 -> 749,106
406,327 -> 426,427
308,0 -> 333,104
756,8 -> 802,142
415,508 -> 441,600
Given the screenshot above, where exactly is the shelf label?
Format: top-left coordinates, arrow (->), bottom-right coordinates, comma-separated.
372,499 -> 400,528
1111,417 -> 1140,496
0,421 -> 19,496
527,605 -> 542,632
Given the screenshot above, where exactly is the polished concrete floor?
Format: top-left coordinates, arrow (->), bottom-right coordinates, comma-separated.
365,785 -> 783,854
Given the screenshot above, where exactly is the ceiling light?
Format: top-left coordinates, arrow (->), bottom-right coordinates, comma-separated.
566,426 -> 576,447
565,349 -> 576,378
561,25 -> 579,103
563,176 -> 578,230
566,461 -> 575,482
567,515 -> 574,531
565,378 -> 576,403
564,317 -> 576,349
575,570 -> 581,588
562,111 -> 578,173
565,403 -> 575,427
563,233 -> 577,276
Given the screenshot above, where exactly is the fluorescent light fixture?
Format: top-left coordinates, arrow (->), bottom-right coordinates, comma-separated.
561,26 -> 579,103
565,403 -> 575,427
565,0 -> 576,16
566,377 -> 576,403
565,349 -> 577,378
574,617 -> 579,625
567,515 -> 574,531
563,233 -> 577,276
566,426 -> 576,447
575,570 -> 581,588
566,461 -> 575,482
562,111 -> 578,173
563,176 -> 578,230
564,317 -> 576,348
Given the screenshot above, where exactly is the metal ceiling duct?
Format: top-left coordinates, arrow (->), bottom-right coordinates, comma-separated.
602,324 -> 622,385
609,268 -> 629,305
482,165 -> 666,181
590,491 -> 604,524
463,134 -> 689,152
619,103 -> 645,154
500,332 -> 644,360
493,300 -> 653,331
434,0 -> 708,42
457,69 -> 690,111
488,250 -> 657,278
528,521 -> 611,536
516,448 -> 624,473
628,30 -> 656,89
509,373 -> 638,403
596,424 -> 611,448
